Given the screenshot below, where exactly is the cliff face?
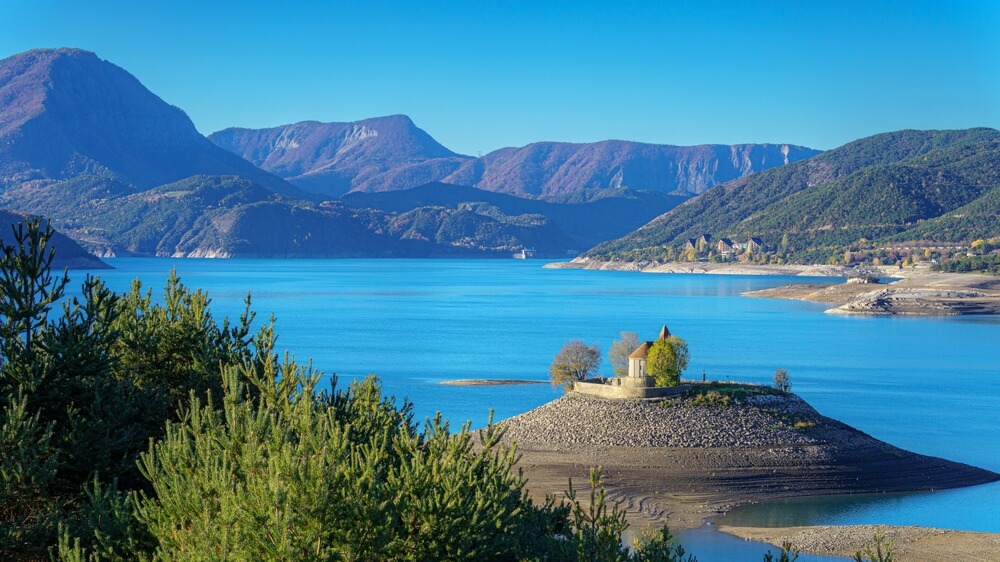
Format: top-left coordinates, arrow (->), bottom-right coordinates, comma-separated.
211,119 -> 820,198
209,116 -> 469,198
443,141 -> 819,198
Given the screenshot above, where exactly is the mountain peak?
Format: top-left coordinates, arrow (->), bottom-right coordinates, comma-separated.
0,46 -> 201,177
0,48 -> 95,136
2,47 -> 101,66
0,47 -> 303,198
208,115 -> 468,197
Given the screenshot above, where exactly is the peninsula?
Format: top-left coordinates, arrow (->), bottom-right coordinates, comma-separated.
547,260 -> 1000,316
499,375 -> 999,559
502,389 -> 997,527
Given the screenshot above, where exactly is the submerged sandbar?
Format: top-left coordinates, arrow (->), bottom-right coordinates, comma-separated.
440,379 -> 545,386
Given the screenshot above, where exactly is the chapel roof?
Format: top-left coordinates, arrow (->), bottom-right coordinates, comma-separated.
627,325 -> 671,359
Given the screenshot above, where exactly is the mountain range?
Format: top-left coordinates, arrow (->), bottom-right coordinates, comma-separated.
210,118 -> 819,199
0,47 -> 812,259
1,47 -> 994,264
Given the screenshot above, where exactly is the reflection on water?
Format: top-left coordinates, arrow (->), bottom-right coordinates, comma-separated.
674,527 -> 848,562
719,481 -> 1000,533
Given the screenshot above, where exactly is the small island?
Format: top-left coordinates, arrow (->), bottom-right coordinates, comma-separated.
506,325 -> 1000,559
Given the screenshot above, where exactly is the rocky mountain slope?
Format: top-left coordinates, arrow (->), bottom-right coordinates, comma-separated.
0,47 -> 852,260
0,48 -> 304,199
211,120 -> 819,198
0,49 -> 587,258
209,116 -> 468,198
50,175 -> 596,258
442,140 -> 819,198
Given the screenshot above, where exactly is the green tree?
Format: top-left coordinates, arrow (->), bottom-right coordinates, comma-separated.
0,217 -> 69,390
646,336 -> 689,387
549,340 -> 602,391
127,355 -> 689,562
565,468 -> 694,562
0,218 -> 266,560
0,389 -> 59,556
608,331 -> 640,378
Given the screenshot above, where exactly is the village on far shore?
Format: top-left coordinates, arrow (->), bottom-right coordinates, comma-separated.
601,229 -> 1000,272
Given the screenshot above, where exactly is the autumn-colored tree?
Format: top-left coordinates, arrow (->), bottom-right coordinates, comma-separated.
549,340 -> 601,391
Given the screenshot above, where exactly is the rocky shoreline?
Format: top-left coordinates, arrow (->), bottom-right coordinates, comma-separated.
500,390 -> 999,559
744,271 -> 1000,315
546,259 -> 1000,316
720,524 -> 1000,561
544,258 -> 859,277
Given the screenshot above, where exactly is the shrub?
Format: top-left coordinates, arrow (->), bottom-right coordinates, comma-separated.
853,531 -> 894,562
689,390 -> 731,408
647,336 -> 689,387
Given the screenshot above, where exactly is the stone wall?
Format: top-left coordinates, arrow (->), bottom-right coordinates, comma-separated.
572,379 -> 692,399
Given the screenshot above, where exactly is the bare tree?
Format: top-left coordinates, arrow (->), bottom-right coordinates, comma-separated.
549,340 -> 601,391
608,331 -> 640,378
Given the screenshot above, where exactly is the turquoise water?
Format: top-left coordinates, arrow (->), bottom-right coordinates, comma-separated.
69,258 -> 1000,557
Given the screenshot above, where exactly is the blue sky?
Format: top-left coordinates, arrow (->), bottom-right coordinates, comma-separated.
2,1 -> 997,155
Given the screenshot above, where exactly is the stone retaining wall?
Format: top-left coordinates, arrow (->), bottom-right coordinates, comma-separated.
572,379 -> 692,399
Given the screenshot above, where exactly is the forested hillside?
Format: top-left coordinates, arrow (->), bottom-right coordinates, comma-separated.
584,128 -> 1000,265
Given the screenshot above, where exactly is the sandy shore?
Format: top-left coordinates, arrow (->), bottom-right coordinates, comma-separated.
546,259 -> 1000,315
500,391 -> 999,559
720,524 -> 1000,561
544,259 -> 856,277
744,270 -> 1000,315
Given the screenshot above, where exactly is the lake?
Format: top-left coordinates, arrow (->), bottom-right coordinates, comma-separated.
71,258 -> 1000,559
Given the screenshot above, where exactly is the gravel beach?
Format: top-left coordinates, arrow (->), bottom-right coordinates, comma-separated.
499,390 -> 1000,560
547,260 -> 1000,316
